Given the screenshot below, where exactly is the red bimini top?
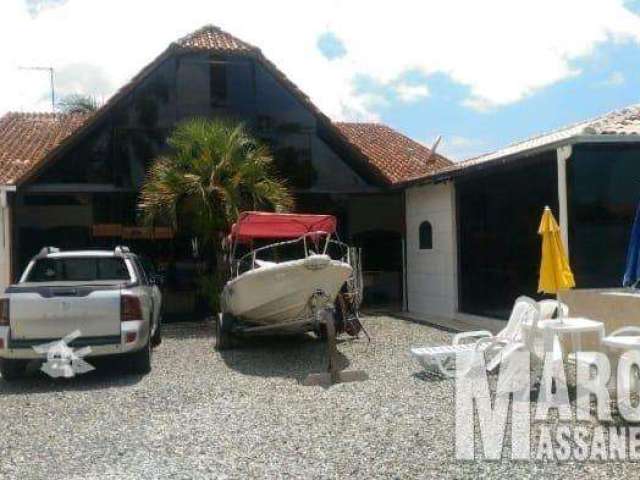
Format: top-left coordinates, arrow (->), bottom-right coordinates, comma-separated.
229,211 -> 337,244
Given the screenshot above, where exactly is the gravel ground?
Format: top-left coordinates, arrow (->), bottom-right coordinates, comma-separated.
0,315 -> 636,479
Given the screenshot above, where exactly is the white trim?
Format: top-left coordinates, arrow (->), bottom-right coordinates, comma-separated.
449,182 -> 459,313
464,133 -> 640,172
556,145 -> 571,258
0,199 -> 11,288
572,134 -> 640,143
403,134 -> 640,188
401,237 -> 407,312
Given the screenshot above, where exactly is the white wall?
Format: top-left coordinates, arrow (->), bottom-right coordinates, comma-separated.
0,199 -> 11,291
405,181 -> 457,318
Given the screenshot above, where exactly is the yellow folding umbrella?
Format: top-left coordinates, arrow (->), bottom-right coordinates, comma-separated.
538,206 -> 575,318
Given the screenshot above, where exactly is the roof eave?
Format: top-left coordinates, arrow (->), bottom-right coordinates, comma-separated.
400,133 -> 640,189
572,133 -> 640,143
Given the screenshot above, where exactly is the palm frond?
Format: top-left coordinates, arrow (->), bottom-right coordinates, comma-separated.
138,118 -> 293,237
58,94 -> 100,114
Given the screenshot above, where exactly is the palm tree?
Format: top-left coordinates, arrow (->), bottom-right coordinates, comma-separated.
58,94 -> 100,114
138,118 -> 293,310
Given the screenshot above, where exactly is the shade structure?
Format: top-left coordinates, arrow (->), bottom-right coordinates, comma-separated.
623,202 -> 640,288
537,207 -> 575,294
229,211 -> 337,244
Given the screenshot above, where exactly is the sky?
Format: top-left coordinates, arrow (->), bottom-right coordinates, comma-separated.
1,0 -> 640,161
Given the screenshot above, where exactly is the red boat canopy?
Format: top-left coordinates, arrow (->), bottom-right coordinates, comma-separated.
229,211 -> 337,243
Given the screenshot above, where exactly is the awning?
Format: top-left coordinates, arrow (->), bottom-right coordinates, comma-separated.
229,211 -> 337,243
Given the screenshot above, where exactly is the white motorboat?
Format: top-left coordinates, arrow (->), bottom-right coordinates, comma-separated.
217,212 -> 361,348
222,254 -> 352,326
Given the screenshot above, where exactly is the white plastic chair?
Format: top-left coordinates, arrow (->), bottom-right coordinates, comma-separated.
475,297 -> 542,372
410,296 -> 540,377
538,299 -> 569,320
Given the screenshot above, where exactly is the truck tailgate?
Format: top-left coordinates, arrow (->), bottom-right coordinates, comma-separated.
9,286 -> 122,340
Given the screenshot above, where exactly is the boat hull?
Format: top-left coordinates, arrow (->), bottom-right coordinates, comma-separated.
221,255 -> 352,329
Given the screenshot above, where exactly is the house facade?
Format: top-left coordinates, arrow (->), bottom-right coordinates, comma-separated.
7,24 -> 634,323
404,105 -> 640,320
0,26 -> 451,316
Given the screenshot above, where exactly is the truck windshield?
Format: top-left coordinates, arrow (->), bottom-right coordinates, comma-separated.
25,257 -> 131,282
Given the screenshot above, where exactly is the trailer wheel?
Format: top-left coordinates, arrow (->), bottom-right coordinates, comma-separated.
215,312 -> 235,350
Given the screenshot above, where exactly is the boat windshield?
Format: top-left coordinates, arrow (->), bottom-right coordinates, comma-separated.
232,232 -> 349,277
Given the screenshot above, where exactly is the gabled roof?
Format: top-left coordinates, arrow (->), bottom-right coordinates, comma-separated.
0,112 -> 90,185
172,25 -> 326,122
0,25 -> 452,187
0,25 -> 424,185
335,123 -> 453,184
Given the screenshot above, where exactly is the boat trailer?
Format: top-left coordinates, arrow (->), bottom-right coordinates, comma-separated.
303,292 -> 369,387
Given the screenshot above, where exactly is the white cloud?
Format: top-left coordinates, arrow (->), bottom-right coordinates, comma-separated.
1,0 -> 639,119
394,83 -> 430,103
25,0 -> 67,17
600,71 -> 626,86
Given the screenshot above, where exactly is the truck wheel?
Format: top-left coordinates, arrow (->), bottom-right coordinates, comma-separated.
215,313 -> 235,351
0,359 -> 26,381
151,317 -> 162,348
129,341 -> 152,375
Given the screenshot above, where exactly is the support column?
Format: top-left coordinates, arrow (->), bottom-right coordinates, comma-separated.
0,191 -> 12,289
401,190 -> 408,312
556,145 -> 571,257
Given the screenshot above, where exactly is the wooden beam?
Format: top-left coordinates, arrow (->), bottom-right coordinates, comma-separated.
23,184 -> 135,193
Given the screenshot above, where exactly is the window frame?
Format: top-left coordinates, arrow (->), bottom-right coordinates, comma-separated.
209,56 -> 228,104
22,256 -> 132,283
418,221 -> 433,250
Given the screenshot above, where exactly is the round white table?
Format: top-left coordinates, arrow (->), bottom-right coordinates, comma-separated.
523,317 -> 605,358
603,335 -> 640,350
602,330 -> 640,393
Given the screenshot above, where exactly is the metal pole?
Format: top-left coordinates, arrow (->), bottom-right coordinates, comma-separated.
49,68 -> 55,112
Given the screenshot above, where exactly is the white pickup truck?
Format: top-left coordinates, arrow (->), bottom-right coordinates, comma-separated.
0,246 -> 162,380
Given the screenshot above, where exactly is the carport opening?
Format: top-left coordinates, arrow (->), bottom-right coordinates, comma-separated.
352,229 -> 402,308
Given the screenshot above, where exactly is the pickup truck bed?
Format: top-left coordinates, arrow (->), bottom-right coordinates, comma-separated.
0,248 -> 161,380
7,282 -> 125,342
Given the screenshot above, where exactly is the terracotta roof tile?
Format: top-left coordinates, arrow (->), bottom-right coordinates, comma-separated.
173,25 -> 257,53
0,112 -> 91,185
334,123 -> 453,184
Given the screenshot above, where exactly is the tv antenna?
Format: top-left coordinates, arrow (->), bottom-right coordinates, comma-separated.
19,66 -> 55,112
426,135 -> 442,163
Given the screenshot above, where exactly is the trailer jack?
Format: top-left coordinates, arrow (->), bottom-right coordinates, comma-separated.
303,307 -> 368,387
